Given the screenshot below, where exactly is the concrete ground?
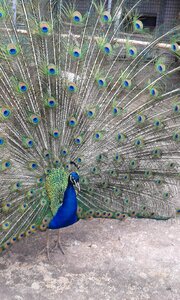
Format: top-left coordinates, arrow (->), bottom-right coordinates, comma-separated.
0,218 -> 180,300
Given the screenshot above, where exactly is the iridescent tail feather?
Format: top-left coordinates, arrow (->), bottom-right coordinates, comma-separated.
0,0 -> 179,252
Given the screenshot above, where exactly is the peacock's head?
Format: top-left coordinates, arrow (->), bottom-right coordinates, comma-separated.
69,172 -> 80,192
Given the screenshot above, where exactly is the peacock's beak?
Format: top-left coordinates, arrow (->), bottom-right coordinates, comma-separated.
75,181 -> 80,192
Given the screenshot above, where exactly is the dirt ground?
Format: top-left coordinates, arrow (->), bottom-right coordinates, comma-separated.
0,218 -> 180,300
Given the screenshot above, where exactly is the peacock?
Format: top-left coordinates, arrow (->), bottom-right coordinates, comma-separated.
0,0 -> 179,257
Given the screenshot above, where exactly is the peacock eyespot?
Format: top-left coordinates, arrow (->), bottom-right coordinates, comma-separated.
49,68 -> 55,74
113,108 -> 118,114
103,15 -> 109,21
171,44 -> 177,51
0,138 -> 4,145
158,65 -> 163,72
9,48 -> 17,55
5,161 -> 10,168
95,133 -> 100,139
73,51 -> 80,57
88,111 -> 93,116
20,85 -> 27,92
69,85 -> 75,91
77,158 -> 81,163
134,20 -> 143,30
69,120 -> 75,126
33,117 -> 38,123
28,140 -> 33,146
3,110 -> 10,117
74,16 -> 80,22
104,47 -> 110,53
129,49 -> 135,56
42,26 -> 48,33
53,131 -> 59,137
49,100 -> 55,107
98,79 -> 104,86
32,163 -> 37,169
174,106 -> 178,111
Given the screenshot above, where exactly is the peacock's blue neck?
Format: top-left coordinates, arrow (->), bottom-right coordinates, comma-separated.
63,181 -> 77,205
48,180 -> 78,230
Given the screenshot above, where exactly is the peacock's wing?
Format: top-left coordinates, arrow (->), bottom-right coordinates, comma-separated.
0,0 -> 179,252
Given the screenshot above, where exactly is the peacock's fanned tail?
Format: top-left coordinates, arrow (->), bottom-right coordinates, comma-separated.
0,0 -> 179,252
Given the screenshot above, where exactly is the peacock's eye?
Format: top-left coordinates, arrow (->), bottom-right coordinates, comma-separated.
33,117 -> 38,123
49,100 -> 55,106
114,108 -> 118,114
42,26 -> 48,32
50,68 -> 55,74
74,16 -> 80,22
104,47 -> 110,53
4,110 -> 10,117
9,48 -> 17,55
5,162 -> 10,167
73,51 -> 80,57
98,80 -> 104,86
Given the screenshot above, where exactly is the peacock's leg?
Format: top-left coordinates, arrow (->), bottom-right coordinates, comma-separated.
53,230 -> 65,255
40,230 -> 50,260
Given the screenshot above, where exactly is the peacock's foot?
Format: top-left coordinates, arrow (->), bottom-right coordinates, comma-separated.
39,245 -> 51,261
39,230 -> 52,260
53,239 -> 65,255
